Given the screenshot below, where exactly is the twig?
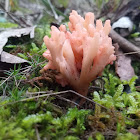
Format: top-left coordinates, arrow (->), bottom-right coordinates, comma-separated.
3,84 -> 8,96
55,95 -> 80,107
35,125 -> 41,140
110,29 -> 140,58
14,76 -> 18,87
0,65 -> 32,87
113,0 -> 125,19
0,72 -> 13,87
26,91 -> 51,95
47,0 -> 58,20
116,51 -> 140,56
4,0 -> 10,18
0,90 -> 108,110
25,90 -> 107,110
0,3 -> 30,27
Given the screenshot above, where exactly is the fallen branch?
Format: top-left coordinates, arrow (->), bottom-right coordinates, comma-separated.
0,90 -> 108,110
110,29 -> 140,58
35,125 -> 41,140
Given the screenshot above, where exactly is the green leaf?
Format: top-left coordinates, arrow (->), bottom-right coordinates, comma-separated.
129,76 -> 138,92
30,43 -> 39,53
93,91 -> 101,101
113,84 -> 124,100
103,74 -> 121,96
128,95 -> 137,107
130,32 -> 140,38
0,22 -> 18,28
4,45 -> 17,49
17,53 -> 28,60
115,102 -> 125,108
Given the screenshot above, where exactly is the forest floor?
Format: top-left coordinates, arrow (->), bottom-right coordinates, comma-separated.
0,0 -> 140,139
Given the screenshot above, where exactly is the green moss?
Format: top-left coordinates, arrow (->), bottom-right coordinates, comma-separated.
0,99 -> 89,140
0,22 -> 18,28
116,133 -> 139,140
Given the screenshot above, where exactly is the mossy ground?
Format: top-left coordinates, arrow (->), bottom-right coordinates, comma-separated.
0,0 -> 140,139
1,29 -> 140,139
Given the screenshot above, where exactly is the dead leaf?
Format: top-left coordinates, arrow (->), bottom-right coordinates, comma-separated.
128,128 -> 138,135
0,51 -> 30,76
1,51 -> 29,63
115,50 -> 135,81
0,26 -> 35,75
0,26 -> 36,55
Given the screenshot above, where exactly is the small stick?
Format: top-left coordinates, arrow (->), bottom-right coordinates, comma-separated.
0,72 -> 13,87
55,95 -> 80,107
116,51 -> 140,56
110,29 -> 140,58
4,0 -> 10,18
35,125 -> 41,140
0,90 -> 108,110
0,3 -> 30,27
47,0 -> 58,20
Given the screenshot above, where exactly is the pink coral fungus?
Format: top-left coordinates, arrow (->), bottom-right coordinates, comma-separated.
43,10 -> 116,96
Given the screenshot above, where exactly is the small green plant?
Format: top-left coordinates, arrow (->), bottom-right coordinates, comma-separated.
95,132 -> 105,140
116,133 -> 139,140
103,73 -> 121,96
130,32 -> 140,38
0,65 -> 28,98
17,53 -> 29,60
93,84 -> 125,108
93,74 -> 140,117
9,87 -> 25,100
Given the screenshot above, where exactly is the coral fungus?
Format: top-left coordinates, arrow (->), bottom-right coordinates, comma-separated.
43,10 -> 116,96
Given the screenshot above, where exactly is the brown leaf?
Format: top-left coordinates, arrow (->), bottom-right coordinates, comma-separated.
115,50 -> 135,81
128,128 -> 138,135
